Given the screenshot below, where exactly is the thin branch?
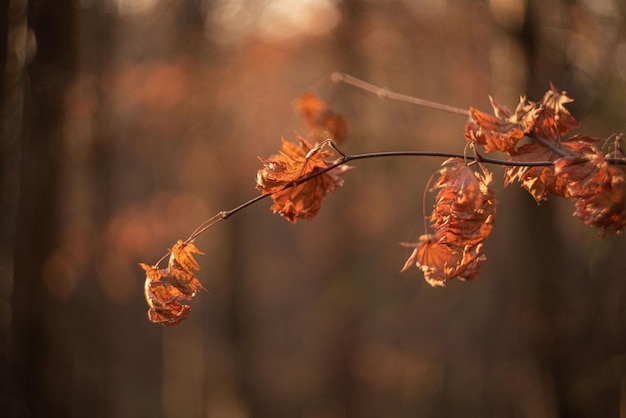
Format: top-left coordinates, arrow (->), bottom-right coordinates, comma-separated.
153,196 -> 273,268
331,72 -> 470,117
186,213 -> 226,243
152,143 -> 626,268
329,73 -> 626,166
154,149 -> 552,265
342,150 -> 559,167
219,193 -> 271,221
329,73 -> 626,164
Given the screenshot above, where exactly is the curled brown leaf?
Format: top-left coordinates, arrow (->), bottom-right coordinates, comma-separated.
141,239 -> 206,326
464,96 -> 534,153
555,142 -> 626,235
534,84 -> 579,139
401,159 -> 495,286
400,234 -> 485,287
256,137 -> 351,223
465,84 -> 579,154
169,240 -> 206,295
504,142 -> 565,202
141,263 -> 193,326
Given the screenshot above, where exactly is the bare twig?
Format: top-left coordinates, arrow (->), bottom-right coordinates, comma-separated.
331,72 -> 470,117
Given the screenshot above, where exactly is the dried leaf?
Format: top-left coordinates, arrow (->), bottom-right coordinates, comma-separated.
430,159 -> 496,247
400,235 -> 485,286
256,137 -> 350,223
168,240 -> 206,295
504,136 -> 601,202
401,159 -> 495,285
256,138 -> 328,193
170,239 -> 203,271
555,142 -> 626,234
148,305 -> 190,325
504,142 -> 565,202
534,84 -> 579,139
294,92 -> 348,143
465,85 -> 579,153
141,263 -> 193,326
464,97 -> 533,153
141,239 -> 206,326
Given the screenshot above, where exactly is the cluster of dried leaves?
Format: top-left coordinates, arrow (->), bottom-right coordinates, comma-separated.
466,84 -> 626,234
140,240 -> 205,325
400,159 -> 496,286
141,85 -> 626,325
397,84 -> 625,288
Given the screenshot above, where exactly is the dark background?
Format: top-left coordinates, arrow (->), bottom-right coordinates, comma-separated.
2,0 -> 626,417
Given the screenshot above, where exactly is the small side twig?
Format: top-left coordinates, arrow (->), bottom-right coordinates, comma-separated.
331,72 -> 471,117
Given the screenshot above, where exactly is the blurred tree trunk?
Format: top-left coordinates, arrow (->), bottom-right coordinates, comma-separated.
0,0 -> 13,410
8,1 -> 77,416
327,0 -> 367,416
498,1 -> 582,416
507,1 -> 625,416
0,2 -> 7,108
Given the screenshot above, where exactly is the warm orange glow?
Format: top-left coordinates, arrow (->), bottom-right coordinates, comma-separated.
209,0 -> 341,44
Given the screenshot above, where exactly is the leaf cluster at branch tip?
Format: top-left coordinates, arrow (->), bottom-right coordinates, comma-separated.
141,240 -> 205,326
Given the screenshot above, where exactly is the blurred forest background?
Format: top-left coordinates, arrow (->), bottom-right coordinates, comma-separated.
2,0 -> 626,417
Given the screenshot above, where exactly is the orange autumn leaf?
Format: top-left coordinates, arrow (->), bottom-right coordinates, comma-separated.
434,215 -> 495,248
256,137 -> 351,223
140,239 -> 206,326
504,136 -> 599,203
400,234 -> 485,286
401,159 -> 494,286
170,239 -> 203,271
294,92 -> 348,143
148,304 -> 190,325
269,174 -> 342,222
465,85 -> 579,153
464,96 -> 535,153
504,142 -> 565,202
141,263 -> 192,326
430,159 -> 496,247
554,142 -> 626,234
534,83 -> 579,139
256,137 -> 331,193
168,240 -> 206,295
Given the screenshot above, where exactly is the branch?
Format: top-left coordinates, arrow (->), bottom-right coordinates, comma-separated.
149,148 -> 557,268
329,73 -> 626,164
143,77 -> 626,326
152,84 -> 626,268
331,72 -> 470,117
